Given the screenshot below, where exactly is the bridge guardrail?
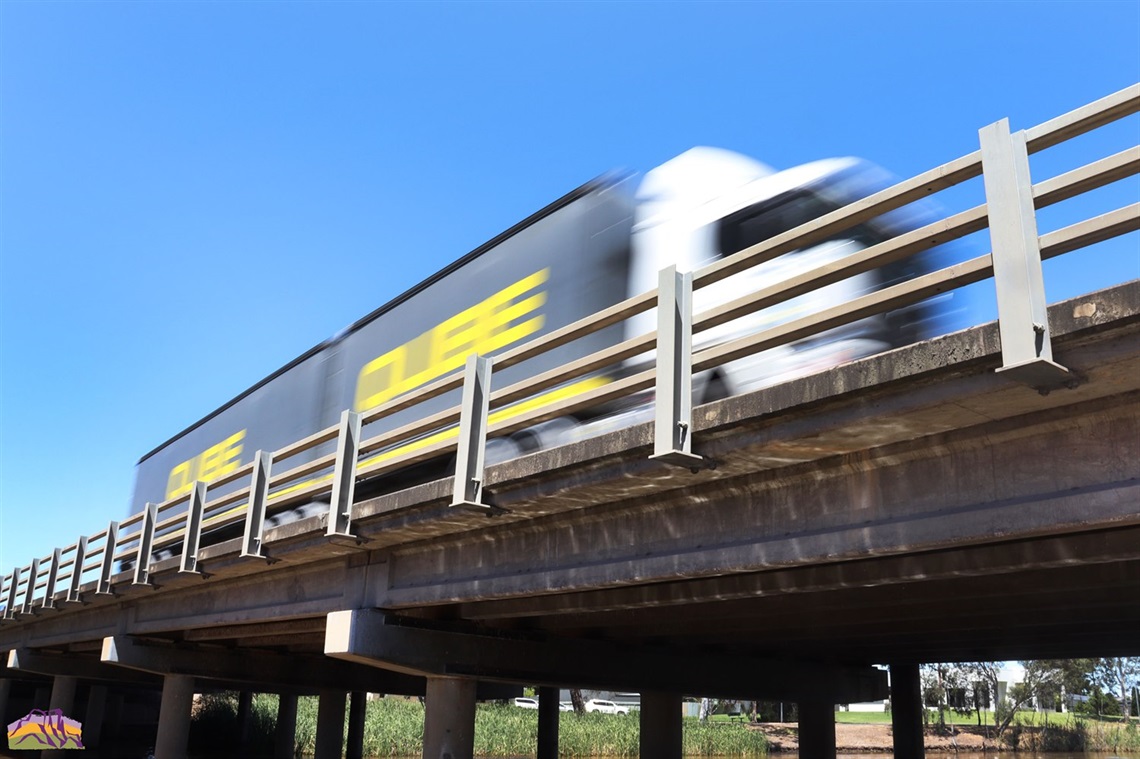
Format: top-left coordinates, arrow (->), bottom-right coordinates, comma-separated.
2,84 -> 1137,620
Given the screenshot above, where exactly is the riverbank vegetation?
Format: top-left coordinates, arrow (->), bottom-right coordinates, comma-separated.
189,693 -> 769,757
831,709 -> 1140,752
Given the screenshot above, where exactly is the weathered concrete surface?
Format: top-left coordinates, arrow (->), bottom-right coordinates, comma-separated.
0,282 -> 1136,668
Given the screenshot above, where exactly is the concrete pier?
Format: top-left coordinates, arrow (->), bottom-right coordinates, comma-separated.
347,690 -> 367,759
274,693 -> 298,759
798,699 -> 836,759
84,684 -> 107,748
640,691 -> 682,759
154,674 -> 194,759
424,676 -> 476,759
314,688 -> 346,759
891,663 -> 925,759
537,686 -> 560,759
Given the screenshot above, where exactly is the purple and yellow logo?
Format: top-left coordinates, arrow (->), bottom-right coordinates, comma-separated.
7,709 -> 84,750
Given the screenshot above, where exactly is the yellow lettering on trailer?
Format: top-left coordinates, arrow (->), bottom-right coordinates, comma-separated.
354,269 -> 549,412
165,430 -> 246,500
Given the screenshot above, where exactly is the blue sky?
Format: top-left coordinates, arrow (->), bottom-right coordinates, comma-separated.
1,1 -> 1137,573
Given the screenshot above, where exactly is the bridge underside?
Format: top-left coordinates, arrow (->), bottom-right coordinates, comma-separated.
2,283 -> 1138,702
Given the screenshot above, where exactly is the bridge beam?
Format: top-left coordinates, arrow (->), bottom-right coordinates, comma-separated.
7,647 -> 159,686
325,609 -> 886,703
101,635 -> 424,694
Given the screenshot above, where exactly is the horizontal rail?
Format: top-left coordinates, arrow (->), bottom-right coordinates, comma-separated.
693,205 -> 1138,374
695,151 -> 986,289
488,369 -> 657,439
1039,204 -> 1140,260
1033,146 -> 1140,208
1026,84 -> 1140,153
696,204 -> 990,335
494,290 -> 659,372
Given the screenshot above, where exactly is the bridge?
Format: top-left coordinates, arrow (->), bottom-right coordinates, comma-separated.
1,85 -> 1138,759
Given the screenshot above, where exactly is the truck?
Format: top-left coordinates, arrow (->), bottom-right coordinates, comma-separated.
129,146 -> 956,539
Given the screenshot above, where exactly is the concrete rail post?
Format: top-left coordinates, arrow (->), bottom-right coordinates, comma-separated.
274,693 -> 298,759
154,674 -> 194,759
536,686 -> 560,759
314,689 -> 346,759
424,676 -> 476,759
798,699 -> 837,759
891,663 -> 925,759
84,684 -> 107,748
347,691 -> 367,759
640,691 -> 682,759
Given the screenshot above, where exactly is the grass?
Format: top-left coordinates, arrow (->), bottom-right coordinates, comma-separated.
192,694 -> 768,757
832,708 -> 1140,752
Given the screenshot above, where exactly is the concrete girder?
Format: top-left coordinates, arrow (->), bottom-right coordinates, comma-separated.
7,648 -> 160,686
101,635 -> 421,694
101,635 -> 519,700
325,609 -> 887,703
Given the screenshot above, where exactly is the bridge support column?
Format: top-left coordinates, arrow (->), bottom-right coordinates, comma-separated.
84,684 -> 107,748
314,689 -> 346,759
537,686 -> 560,759
891,663 -> 925,759
154,674 -> 194,759
798,699 -> 836,759
104,690 -> 124,740
347,690 -> 367,759
41,675 -> 79,758
640,691 -> 682,759
274,693 -> 298,759
424,676 -> 476,759
237,690 -> 254,748
34,684 -> 49,709
0,678 -> 10,724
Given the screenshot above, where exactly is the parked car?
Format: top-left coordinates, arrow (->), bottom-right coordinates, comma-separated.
584,699 -> 629,715
513,697 -> 539,709
559,702 -> 573,712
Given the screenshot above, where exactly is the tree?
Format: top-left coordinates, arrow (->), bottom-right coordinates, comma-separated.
698,698 -> 711,722
961,661 -> 1004,727
1096,658 -> 1140,722
992,661 -> 1065,736
921,663 -> 974,732
569,689 -> 586,715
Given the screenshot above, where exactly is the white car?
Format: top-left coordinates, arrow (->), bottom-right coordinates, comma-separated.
513,697 -> 539,709
584,698 -> 629,715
